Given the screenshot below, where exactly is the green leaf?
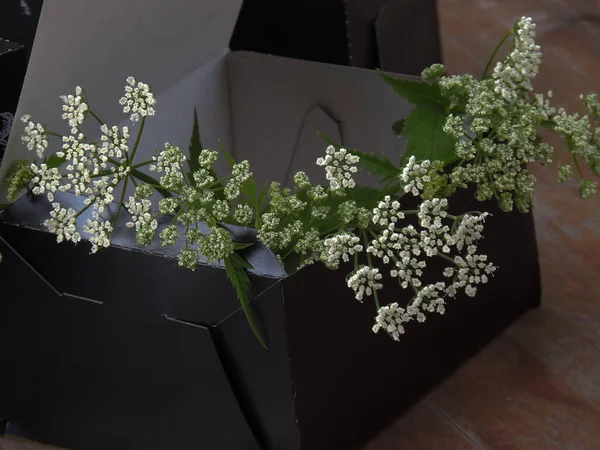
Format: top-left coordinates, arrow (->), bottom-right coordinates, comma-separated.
257,182 -> 268,210
45,153 -> 67,169
233,242 -> 254,250
130,169 -> 173,199
318,133 -> 351,151
217,140 -> 236,167
187,107 -> 203,182
401,101 -> 459,165
378,71 -> 449,108
349,186 -> 386,210
224,253 -> 267,349
350,150 -> 401,184
241,177 -> 257,208
392,119 -> 406,136
379,71 -> 458,165
318,133 -> 402,185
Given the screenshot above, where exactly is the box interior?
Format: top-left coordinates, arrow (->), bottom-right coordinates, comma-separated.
0,0 -> 412,199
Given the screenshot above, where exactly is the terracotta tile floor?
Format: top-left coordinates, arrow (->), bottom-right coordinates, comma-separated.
2,1 -> 600,449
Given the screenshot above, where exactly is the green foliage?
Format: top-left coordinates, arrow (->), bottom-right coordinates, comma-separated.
378,71 -> 459,166
401,101 -> 458,165
187,107 -> 203,181
45,153 -> 67,169
224,253 -> 267,349
130,169 -> 172,198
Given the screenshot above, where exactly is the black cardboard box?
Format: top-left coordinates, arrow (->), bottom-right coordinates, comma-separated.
0,40 -> 27,165
231,0 -> 441,75
0,185 -> 540,450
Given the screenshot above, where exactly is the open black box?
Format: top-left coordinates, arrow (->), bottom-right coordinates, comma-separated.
0,0 -> 541,449
0,184 -> 540,450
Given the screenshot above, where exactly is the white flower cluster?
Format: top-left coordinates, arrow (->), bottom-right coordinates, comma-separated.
347,266 -> 383,302
20,115 -> 48,158
100,124 -> 130,160
372,283 -> 446,340
30,164 -> 62,201
400,156 -> 431,196
493,16 -> 541,102
125,195 -> 158,246
44,203 -> 81,244
149,143 -> 186,190
83,211 -> 113,253
322,232 -> 363,269
60,86 -> 88,133
316,145 -> 359,194
119,76 -> 156,123
225,161 -> 252,200
22,78 -> 157,252
365,191 -> 495,339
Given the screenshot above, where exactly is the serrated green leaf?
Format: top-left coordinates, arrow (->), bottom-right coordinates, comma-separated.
187,107 -> 203,182
257,182 -> 268,210
318,133 -> 351,151
241,177 -> 257,208
392,119 -> 406,136
224,253 -> 267,349
130,169 -> 172,199
217,140 -> 236,167
379,71 -> 449,108
400,101 -> 459,165
349,149 -> 401,182
45,153 -> 67,169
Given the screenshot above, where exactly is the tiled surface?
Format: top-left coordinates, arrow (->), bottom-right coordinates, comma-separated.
367,0 -> 600,449
2,2 -> 600,450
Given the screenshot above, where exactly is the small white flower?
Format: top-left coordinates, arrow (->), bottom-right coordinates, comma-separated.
322,232 -> 363,269
316,145 -> 360,195
119,77 -> 157,124
347,265 -> 383,302
20,114 -> 48,158
400,156 -> 431,196
60,87 -> 88,129
44,203 -> 81,245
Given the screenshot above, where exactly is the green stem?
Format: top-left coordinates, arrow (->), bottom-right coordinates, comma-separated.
74,200 -> 95,219
571,153 -> 584,181
130,159 -> 154,170
88,109 -> 104,126
112,176 -> 129,227
437,252 -> 456,265
128,116 -> 146,164
482,29 -> 513,79
46,131 -> 63,138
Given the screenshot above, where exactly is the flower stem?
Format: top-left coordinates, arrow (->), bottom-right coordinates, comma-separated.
88,109 -> 104,126
130,159 -> 154,170
482,29 -> 513,80
437,252 -> 456,265
74,200 -> 94,219
46,131 -> 63,138
112,176 -> 129,227
128,116 -> 146,164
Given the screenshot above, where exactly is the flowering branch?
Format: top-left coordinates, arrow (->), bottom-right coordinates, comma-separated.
2,16 -> 599,346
